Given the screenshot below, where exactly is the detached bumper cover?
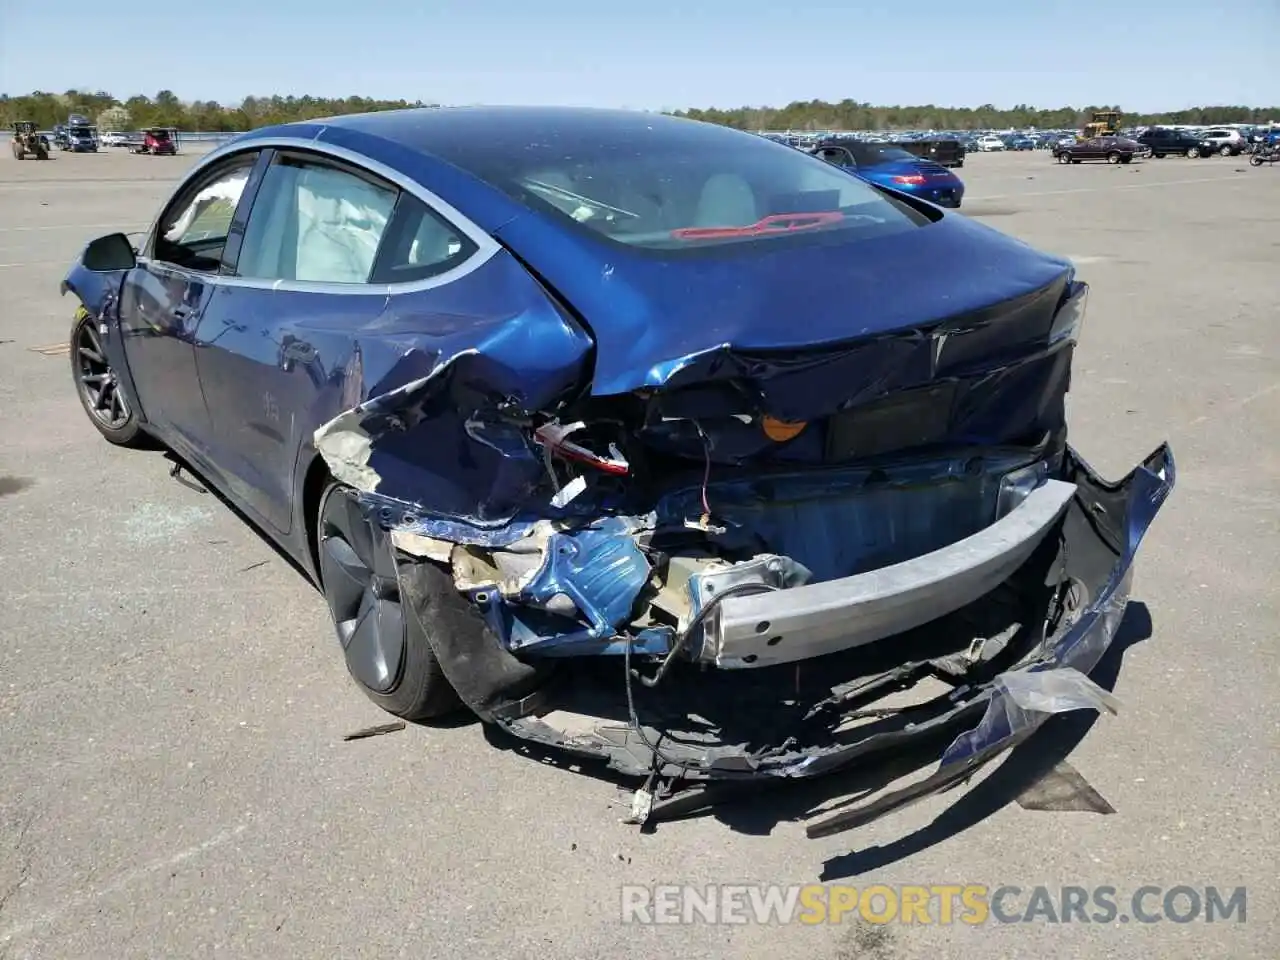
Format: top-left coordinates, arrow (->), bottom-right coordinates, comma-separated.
407,443 -> 1174,838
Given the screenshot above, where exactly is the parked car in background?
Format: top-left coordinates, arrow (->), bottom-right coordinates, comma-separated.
1051,136 -> 1140,164
1136,127 -> 1215,158
56,116 -> 99,152
100,131 -> 129,147
975,134 -> 1005,152
812,139 -> 966,207
57,108 -> 1174,825
1004,135 -> 1035,151
1198,128 -> 1246,157
132,128 -> 177,155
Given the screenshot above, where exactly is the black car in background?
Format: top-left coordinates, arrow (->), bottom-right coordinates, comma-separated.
1136,127 -> 1216,158
1052,136 -> 1139,164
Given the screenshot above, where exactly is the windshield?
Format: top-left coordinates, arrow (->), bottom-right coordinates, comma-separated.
431,118 -> 923,251
71,127 -> 93,137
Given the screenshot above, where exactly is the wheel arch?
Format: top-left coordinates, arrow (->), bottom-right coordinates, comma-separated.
299,451 -> 333,583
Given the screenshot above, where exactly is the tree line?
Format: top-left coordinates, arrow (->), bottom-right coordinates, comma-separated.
2,89 -> 1275,133
0,90 -> 434,132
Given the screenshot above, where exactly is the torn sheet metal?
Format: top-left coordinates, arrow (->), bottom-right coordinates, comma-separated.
470,442 -> 1173,838
313,349 -> 480,493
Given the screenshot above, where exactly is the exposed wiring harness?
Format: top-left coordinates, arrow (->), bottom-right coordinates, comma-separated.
621,580 -> 781,778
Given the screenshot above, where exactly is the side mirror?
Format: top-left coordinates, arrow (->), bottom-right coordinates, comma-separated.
82,232 -> 137,272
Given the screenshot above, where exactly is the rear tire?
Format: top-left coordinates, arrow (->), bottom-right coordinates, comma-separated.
1219,145 -> 1232,157
1186,146 -> 1201,158
1251,154 -> 1264,167
316,483 -> 462,720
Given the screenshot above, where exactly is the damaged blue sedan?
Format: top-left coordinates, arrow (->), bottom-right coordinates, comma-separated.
63,107 -> 1173,837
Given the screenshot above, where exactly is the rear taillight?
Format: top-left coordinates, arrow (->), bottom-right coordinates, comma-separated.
891,174 -> 926,185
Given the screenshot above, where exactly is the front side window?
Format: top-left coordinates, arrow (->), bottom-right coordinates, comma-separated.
154,156 -> 256,271
236,156 -> 398,284
429,121 -> 924,252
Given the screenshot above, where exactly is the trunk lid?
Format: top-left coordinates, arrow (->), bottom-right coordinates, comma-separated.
495,206 -> 1073,414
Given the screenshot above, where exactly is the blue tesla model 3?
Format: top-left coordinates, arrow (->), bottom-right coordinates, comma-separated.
62,107 -> 1172,827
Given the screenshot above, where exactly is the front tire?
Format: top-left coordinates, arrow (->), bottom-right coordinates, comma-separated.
1107,152 -> 1121,164
1186,146 -> 1201,158
1057,152 -> 1070,164
1219,145 -> 1232,157
70,308 -> 144,446
1251,154 -> 1264,167
317,483 -> 461,720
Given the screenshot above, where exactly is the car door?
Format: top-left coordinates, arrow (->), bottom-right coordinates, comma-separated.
192,149 -> 481,534
117,150 -> 263,461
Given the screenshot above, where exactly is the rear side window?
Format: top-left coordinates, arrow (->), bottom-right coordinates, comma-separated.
369,193 -> 477,283
236,156 -> 398,283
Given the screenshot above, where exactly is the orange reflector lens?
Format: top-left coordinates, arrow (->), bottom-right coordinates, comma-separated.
761,416 -> 807,442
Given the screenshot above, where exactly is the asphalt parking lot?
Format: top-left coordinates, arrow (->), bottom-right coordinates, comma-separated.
1,145 -> 1276,960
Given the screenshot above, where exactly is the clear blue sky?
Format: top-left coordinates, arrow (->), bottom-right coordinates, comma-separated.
2,0 -> 1276,110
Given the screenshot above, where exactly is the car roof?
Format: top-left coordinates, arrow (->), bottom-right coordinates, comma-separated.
311,106 -> 726,156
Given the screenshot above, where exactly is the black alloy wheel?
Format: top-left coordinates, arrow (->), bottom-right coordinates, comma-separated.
71,309 -> 143,445
316,484 -> 460,719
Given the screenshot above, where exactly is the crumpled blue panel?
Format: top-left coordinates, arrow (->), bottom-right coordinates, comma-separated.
513,517 -> 652,647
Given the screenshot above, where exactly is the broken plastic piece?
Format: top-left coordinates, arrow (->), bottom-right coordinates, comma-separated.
551,475 -> 588,508
942,665 -> 1122,768
624,787 -> 655,825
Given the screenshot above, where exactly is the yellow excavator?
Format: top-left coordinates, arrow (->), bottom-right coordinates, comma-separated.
1079,111 -> 1122,141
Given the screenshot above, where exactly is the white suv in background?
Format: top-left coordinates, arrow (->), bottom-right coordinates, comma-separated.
1199,128 -> 1246,156
100,131 -> 129,147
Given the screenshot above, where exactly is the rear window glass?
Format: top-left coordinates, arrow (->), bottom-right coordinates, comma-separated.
431,119 -> 924,252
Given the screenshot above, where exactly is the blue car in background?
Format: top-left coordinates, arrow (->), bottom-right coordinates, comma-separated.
59,108 -> 1172,836
812,138 -> 966,207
